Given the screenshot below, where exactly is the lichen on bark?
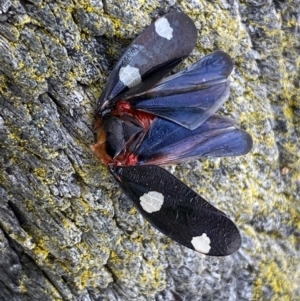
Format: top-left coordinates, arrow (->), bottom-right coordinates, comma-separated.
0,0 -> 299,300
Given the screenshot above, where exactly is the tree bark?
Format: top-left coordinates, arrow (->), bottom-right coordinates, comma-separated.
1,1 -> 299,300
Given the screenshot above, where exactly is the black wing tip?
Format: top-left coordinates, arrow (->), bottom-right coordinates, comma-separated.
166,11 -> 196,26
245,134 -> 253,154
189,218 -> 242,256
165,12 -> 198,45
210,50 -> 234,76
239,130 -> 253,155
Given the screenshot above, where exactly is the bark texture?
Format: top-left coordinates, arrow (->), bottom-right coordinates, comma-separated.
0,0 -> 299,300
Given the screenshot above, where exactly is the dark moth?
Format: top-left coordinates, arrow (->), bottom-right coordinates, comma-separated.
92,12 -> 252,256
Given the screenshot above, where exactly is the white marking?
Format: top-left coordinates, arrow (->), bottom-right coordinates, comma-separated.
191,233 -> 211,254
140,191 -> 164,213
119,65 -> 142,88
154,17 -> 173,40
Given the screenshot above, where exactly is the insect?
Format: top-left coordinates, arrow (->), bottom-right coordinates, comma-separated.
92,12 -> 252,256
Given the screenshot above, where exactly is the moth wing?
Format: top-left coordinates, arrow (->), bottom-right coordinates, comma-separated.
111,165 -> 241,256
98,12 -> 197,110
128,51 -> 233,130
135,115 -> 253,165
144,50 -> 233,94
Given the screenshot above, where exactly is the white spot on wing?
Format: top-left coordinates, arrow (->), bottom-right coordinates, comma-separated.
191,233 -> 211,254
154,17 -> 173,40
119,65 -> 142,88
140,191 -> 164,213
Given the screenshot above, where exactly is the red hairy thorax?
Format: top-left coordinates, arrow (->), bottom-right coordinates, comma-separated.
114,100 -> 155,129
91,100 -> 156,166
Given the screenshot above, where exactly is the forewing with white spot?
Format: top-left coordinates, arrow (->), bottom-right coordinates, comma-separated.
98,12 -> 197,111
110,165 -> 241,256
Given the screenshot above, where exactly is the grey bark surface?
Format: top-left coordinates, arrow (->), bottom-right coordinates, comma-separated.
1,0 -> 300,300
